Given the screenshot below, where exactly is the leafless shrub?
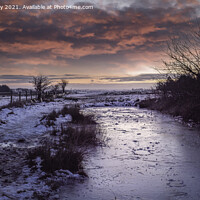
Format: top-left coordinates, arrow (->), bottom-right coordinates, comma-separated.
30,75 -> 51,101
27,144 -> 84,173
60,79 -> 68,93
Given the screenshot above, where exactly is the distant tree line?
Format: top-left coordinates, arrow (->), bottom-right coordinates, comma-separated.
0,85 -> 11,92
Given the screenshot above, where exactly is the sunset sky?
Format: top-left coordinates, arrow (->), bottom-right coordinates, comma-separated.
0,0 -> 200,89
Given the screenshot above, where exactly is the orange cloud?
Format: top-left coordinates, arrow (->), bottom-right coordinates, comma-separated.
0,1 -> 199,82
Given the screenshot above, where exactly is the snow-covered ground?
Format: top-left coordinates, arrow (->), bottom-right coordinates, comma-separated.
0,90 -> 147,146
1,90 -> 199,199
0,96 -> 10,107
0,95 -> 31,107
66,90 -> 150,107
0,99 -> 72,199
0,100 -> 66,144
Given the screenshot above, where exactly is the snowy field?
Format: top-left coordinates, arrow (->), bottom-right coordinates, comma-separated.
0,90 -> 200,199
0,95 -> 33,107
0,96 -> 10,107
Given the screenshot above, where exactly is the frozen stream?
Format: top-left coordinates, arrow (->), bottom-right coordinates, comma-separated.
60,107 -> 200,200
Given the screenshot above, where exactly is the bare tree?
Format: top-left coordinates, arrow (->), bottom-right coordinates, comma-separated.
155,22 -> 200,100
31,75 -> 51,101
60,79 -> 68,93
162,24 -> 200,78
51,84 -> 60,94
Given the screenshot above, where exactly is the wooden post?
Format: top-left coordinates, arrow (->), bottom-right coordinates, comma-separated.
30,90 -> 32,100
26,91 -> 28,101
19,92 -> 21,102
10,90 -> 13,104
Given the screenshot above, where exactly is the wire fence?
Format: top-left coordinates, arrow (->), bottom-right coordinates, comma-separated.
0,91 -> 37,104
0,90 -> 65,105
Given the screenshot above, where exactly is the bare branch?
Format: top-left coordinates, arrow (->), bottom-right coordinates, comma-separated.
60,79 -> 68,93
30,75 -> 51,100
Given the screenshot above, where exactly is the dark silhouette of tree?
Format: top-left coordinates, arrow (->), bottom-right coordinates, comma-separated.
153,23 -> 200,122
162,25 -> 200,78
51,84 -> 60,94
0,85 -> 11,92
156,23 -> 200,97
60,79 -> 68,93
31,76 -> 51,101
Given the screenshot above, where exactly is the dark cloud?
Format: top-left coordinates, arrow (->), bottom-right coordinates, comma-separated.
0,74 -> 92,84
0,0 -> 199,87
0,75 -> 32,80
100,73 -> 169,82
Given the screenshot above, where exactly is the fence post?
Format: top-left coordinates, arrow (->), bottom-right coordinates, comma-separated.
30,90 -> 32,100
10,90 -> 13,104
26,91 -> 28,101
19,92 -> 21,102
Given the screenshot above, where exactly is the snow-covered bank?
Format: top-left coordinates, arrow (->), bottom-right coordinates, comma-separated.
0,100 -> 67,145
0,91 -> 109,199
0,146 -> 82,200
0,99 -> 71,199
137,98 -> 200,127
0,95 -> 30,107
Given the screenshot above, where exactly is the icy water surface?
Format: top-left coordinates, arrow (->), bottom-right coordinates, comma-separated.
60,107 -> 200,200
